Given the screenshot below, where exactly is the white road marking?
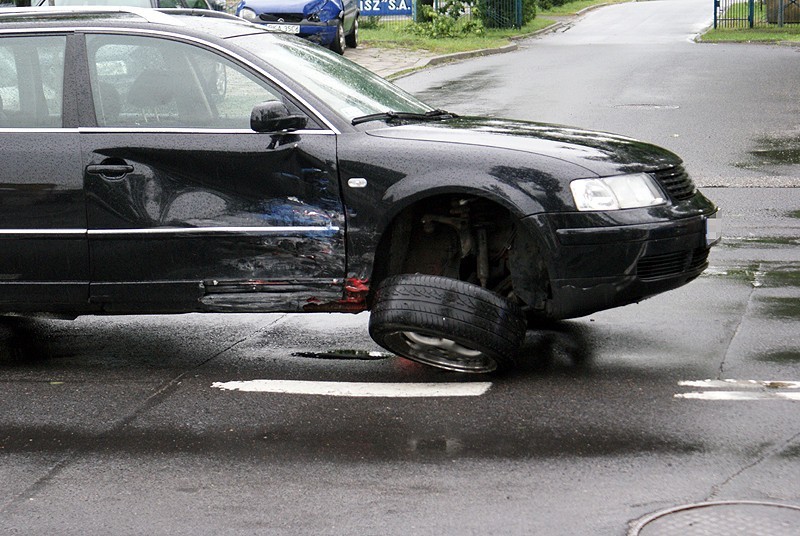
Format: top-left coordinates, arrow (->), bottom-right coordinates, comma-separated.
676,379 -> 800,401
212,380 -> 492,397
679,379 -> 800,390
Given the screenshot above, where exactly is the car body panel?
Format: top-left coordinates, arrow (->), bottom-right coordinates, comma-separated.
0,33 -> 89,309
235,0 -> 358,48
81,131 -> 345,312
365,119 -> 682,179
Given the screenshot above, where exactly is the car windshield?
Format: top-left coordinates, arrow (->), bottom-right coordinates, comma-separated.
230,33 -> 433,123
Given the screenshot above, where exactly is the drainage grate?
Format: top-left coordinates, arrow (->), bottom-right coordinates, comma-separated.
630,501 -> 800,536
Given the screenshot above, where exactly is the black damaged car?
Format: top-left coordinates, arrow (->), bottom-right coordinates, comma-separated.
0,7 -> 719,373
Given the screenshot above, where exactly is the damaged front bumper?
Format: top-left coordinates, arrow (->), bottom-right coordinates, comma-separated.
520,196 -> 719,320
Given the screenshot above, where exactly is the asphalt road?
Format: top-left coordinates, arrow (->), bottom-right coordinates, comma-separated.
396,0 -> 800,188
2,1 -> 800,534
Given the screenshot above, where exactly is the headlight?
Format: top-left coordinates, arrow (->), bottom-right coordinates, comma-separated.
570,173 -> 666,211
238,8 -> 259,22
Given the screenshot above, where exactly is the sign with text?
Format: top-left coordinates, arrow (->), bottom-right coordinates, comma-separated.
358,0 -> 412,17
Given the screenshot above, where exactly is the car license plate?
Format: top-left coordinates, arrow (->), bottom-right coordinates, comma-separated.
265,23 -> 300,34
705,213 -> 721,245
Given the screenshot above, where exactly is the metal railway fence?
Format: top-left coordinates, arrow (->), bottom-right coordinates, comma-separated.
714,0 -> 800,28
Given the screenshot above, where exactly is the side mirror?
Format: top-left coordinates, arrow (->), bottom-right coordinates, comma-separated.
250,101 -> 308,133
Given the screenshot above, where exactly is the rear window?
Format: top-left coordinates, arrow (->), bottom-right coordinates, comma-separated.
0,35 -> 66,128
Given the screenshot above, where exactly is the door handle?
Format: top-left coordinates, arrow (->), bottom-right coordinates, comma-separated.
86,163 -> 134,180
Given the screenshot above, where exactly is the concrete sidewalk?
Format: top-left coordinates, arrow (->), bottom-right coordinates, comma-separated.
343,15 -> 575,79
345,40 -> 520,79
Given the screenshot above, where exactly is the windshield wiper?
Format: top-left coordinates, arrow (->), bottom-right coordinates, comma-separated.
351,109 -> 456,126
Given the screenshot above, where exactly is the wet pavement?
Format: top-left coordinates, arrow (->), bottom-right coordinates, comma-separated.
2,2 -> 800,534
1,185 -> 799,534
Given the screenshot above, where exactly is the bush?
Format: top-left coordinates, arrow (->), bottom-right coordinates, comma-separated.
411,0 -> 486,38
411,0 -> 536,35
536,0 -> 568,11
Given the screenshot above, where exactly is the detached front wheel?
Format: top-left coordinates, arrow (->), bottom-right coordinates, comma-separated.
369,274 -> 527,373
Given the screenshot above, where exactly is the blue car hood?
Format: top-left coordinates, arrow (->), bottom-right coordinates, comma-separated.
241,0 -> 342,16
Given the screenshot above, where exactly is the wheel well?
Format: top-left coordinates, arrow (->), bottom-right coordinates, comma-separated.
369,195 -> 549,311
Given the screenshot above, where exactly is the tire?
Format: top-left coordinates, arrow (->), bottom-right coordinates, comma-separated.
329,21 -> 345,55
369,274 -> 527,373
345,17 -> 358,49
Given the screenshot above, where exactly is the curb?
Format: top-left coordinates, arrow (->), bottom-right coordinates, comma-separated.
387,23 -> 559,79
384,4 -> 611,79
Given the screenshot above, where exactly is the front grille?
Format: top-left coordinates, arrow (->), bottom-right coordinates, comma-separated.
637,248 -> 708,281
652,165 -> 696,201
259,13 -> 303,22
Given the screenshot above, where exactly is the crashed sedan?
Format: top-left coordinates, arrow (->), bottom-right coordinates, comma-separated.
0,8 -> 719,373
235,0 -> 358,53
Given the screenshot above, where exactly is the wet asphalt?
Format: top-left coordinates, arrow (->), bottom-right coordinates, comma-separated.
2,0 -> 800,534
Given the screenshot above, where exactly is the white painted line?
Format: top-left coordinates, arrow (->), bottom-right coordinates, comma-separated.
676,391 -> 800,401
676,379 -> 800,401
679,379 -> 800,390
212,380 -> 492,397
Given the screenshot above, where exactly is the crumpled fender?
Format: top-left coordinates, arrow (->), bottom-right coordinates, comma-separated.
303,0 -> 344,20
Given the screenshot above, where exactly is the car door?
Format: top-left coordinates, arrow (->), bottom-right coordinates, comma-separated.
79,32 -> 345,313
0,33 -> 89,310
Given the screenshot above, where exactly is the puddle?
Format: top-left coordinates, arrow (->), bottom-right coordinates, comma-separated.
734,131 -> 800,169
413,69 -> 501,111
764,269 -> 800,287
757,350 -> 800,364
780,444 -> 800,458
759,296 -> 800,318
707,263 -> 800,288
721,236 -> 800,248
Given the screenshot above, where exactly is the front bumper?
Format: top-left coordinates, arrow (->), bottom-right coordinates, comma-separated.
521,198 -> 719,319
252,19 -> 338,46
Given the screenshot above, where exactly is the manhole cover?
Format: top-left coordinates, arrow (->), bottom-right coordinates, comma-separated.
630,501 -> 800,536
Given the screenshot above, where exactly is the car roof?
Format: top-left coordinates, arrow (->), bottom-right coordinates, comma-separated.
0,6 -> 264,39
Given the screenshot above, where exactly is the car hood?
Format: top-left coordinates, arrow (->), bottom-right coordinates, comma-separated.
365,117 -> 682,177
242,0 -> 342,16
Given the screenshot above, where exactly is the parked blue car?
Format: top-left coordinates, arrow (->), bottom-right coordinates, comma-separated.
236,0 -> 358,54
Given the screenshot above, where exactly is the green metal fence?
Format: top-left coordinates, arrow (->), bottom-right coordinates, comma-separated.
360,0 -> 524,29
714,0 -> 800,28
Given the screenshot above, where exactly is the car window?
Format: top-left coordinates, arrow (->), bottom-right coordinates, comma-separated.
0,35 -> 66,128
86,34 -> 303,129
232,33 -> 432,123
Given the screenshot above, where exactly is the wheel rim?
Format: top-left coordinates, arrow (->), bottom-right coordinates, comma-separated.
395,331 -> 498,373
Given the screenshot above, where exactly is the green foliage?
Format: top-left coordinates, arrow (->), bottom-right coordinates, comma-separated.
537,0 -> 569,11
410,0 -> 486,38
359,16 -> 383,29
409,0 -> 537,36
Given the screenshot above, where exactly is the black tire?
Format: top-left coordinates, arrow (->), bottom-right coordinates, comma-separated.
369,274 -> 527,373
345,17 -> 358,49
329,21 -> 345,55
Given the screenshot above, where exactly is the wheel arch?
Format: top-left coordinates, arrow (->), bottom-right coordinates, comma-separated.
366,183 -> 553,314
